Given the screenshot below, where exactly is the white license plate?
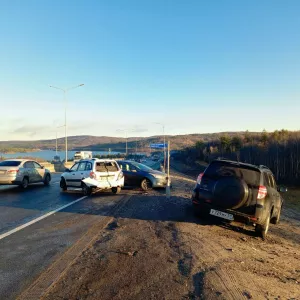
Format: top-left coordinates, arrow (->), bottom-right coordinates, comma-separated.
210,209 -> 234,221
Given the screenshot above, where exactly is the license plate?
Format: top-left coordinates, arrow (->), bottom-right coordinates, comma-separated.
210,209 -> 234,221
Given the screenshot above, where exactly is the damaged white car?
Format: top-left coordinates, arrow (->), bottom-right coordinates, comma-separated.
60,159 -> 124,196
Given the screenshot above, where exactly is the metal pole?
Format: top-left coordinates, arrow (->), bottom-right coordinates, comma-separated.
125,131 -> 128,156
56,131 -> 58,155
163,125 -> 166,171
64,90 -> 68,163
166,140 -> 171,199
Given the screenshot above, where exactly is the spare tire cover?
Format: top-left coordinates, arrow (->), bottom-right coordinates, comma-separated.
212,177 -> 249,209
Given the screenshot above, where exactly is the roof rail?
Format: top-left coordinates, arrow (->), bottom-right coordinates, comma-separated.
259,165 -> 270,170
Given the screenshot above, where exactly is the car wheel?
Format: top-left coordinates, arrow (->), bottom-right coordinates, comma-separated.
141,178 -> 152,191
82,183 -> 92,196
44,174 -> 51,186
272,205 -> 282,225
255,212 -> 271,240
112,187 -> 121,194
20,177 -> 29,189
60,178 -> 67,191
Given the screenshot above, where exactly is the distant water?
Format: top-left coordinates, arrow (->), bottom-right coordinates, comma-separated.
1,150 -> 123,161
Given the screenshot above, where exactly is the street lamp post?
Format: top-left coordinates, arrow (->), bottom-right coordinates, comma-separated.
154,123 -> 166,171
49,84 -> 84,163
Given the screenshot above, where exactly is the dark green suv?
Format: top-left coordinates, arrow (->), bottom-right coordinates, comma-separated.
192,159 -> 287,239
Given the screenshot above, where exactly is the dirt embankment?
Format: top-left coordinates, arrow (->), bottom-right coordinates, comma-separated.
42,174 -> 300,300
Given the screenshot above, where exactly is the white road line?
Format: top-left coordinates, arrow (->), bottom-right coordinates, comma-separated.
0,196 -> 87,241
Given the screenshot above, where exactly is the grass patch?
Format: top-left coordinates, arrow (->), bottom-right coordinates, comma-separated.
283,188 -> 300,212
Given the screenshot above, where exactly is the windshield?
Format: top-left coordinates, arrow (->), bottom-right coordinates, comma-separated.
131,162 -> 153,172
0,161 -> 22,167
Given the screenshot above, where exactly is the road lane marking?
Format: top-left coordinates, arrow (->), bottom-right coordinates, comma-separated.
0,196 -> 87,241
18,194 -> 132,300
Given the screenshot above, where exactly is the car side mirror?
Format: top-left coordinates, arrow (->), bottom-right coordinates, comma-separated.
278,186 -> 288,193
65,168 -> 70,172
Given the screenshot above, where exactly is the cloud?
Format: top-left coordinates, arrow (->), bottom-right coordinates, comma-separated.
131,126 -> 148,133
11,125 -> 50,137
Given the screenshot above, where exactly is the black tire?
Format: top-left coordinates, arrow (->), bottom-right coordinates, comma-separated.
255,213 -> 271,240
82,183 -> 92,196
60,178 -> 67,191
44,174 -> 51,186
20,177 -> 29,189
141,178 -> 152,191
112,187 -> 121,194
272,205 -> 282,225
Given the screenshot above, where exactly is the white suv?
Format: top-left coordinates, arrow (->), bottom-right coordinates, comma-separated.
60,159 -> 124,196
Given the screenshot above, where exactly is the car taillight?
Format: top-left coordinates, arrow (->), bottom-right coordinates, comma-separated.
257,185 -> 267,199
7,170 -> 19,174
117,171 -> 123,180
90,171 -> 96,179
196,173 -> 204,185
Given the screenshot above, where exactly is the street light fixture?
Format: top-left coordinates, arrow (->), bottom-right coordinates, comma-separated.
49,84 -> 84,163
154,122 -> 166,171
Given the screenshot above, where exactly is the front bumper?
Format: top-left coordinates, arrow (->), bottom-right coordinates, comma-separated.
151,177 -> 170,188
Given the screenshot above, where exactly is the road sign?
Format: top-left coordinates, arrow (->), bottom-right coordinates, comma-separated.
150,143 -> 167,149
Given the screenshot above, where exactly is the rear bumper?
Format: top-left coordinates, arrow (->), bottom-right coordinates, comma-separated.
0,180 -> 22,185
82,177 -> 124,189
192,189 -> 258,224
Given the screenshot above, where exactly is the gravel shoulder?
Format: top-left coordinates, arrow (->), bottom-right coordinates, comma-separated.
42,172 -> 300,300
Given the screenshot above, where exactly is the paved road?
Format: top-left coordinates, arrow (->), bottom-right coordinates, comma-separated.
0,174 -> 135,300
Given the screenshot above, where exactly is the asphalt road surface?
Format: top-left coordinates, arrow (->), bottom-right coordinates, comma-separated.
0,172 -> 299,300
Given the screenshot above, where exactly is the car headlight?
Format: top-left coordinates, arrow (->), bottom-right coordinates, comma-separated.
151,174 -> 163,179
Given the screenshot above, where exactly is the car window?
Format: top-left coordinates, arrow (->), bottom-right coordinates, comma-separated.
33,162 -> 42,169
78,162 -> 86,171
85,162 -> 92,171
70,163 -> 79,171
263,173 -> 270,187
128,164 -> 137,172
204,161 -> 260,186
0,161 -> 22,167
268,174 -> 275,188
271,175 -> 277,189
24,161 -> 35,168
96,161 -> 119,172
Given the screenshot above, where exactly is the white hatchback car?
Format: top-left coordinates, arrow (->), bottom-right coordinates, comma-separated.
60,159 -> 124,196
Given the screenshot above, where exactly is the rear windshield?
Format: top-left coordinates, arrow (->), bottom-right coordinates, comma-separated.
0,161 -> 22,167
95,161 -> 119,172
204,161 -> 260,186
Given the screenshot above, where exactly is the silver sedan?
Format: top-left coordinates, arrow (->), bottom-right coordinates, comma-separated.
0,159 -> 51,188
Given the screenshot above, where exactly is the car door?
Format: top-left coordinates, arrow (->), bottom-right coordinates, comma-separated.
33,161 -> 45,182
24,161 -> 36,183
77,162 -> 87,184
269,174 -> 281,217
66,163 -> 79,187
127,163 -> 144,186
118,162 -> 133,186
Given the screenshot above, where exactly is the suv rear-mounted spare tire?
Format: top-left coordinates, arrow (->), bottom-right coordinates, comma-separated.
213,177 -> 249,209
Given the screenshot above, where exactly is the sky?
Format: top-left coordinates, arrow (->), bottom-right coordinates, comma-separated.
1,0 -> 300,141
